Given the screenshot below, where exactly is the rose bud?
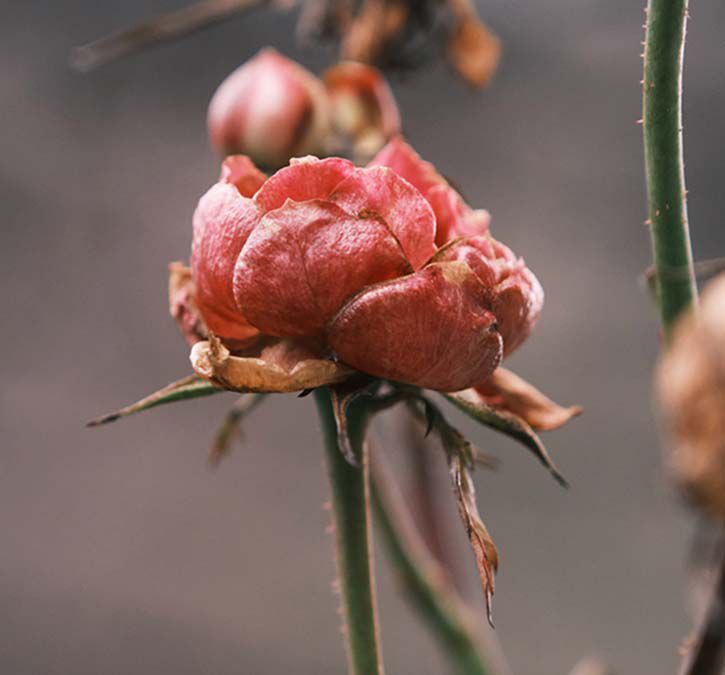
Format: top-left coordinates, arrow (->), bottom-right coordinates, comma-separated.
207,48 -> 332,169
658,273 -> 725,521
190,138 -> 542,392
323,61 -> 401,160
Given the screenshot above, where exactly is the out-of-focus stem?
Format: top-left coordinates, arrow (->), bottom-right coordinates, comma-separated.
642,0 -> 697,338
314,388 -> 384,675
371,445 -> 507,675
71,0 -> 269,72
679,539 -> 725,675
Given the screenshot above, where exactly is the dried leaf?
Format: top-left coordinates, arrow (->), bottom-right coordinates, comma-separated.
209,393 -> 268,465
191,334 -> 353,393
442,388 -> 568,487
329,377 -> 378,466
87,375 -> 221,427
449,446 -> 498,625
475,368 -> 582,431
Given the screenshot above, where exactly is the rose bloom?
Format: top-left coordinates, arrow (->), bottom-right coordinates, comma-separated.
208,48 -> 331,169
190,137 -> 543,392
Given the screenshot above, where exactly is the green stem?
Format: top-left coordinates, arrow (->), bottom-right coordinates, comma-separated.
370,448 -> 498,675
643,0 -> 697,338
314,388 -> 384,675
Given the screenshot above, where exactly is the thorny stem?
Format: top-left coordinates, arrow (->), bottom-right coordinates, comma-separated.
642,0 -> 697,339
71,0 -> 269,72
314,388 -> 384,675
371,445 -> 507,675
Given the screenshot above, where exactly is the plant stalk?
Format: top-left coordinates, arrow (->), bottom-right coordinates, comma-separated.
643,0 -> 697,338
315,388 -> 384,675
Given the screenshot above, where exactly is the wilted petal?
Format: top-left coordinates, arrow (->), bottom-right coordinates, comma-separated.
328,261 -> 503,391
427,183 -> 491,244
475,368 -> 582,431
191,334 -> 353,393
168,262 -> 207,345
433,235 -> 544,355
234,199 -> 412,338
369,136 -> 445,196
331,166 -> 436,269
191,181 -> 261,343
219,155 -> 266,197
253,156 -> 355,213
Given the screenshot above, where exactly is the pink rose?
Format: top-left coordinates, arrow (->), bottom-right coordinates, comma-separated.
191,138 -> 543,391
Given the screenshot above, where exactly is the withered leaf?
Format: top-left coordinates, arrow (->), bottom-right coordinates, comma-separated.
87,375 -> 221,427
476,368 -> 582,431
449,451 -> 498,626
191,334 -> 353,393
447,15 -> 501,88
442,388 -> 568,487
209,393 -> 268,465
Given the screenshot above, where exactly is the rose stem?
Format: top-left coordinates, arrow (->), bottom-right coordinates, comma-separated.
314,387 -> 385,675
642,0 -> 697,340
678,540 -> 725,675
371,443 -> 507,675
70,0 -> 270,72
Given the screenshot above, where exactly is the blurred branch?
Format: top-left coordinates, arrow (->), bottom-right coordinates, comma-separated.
370,443 -> 508,675
71,0 -> 272,72
679,537 -> 725,675
642,0 -> 697,339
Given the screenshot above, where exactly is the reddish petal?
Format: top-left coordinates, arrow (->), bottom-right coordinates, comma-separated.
219,155 -> 266,197
430,236 -> 543,356
427,184 -> 491,244
253,156 -> 355,213
368,136 -> 445,196
191,182 -> 261,342
331,166 -> 436,269
233,200 -> 412,338
328,261 -> 503,391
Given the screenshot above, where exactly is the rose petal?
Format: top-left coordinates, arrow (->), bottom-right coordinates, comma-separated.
474,368 -> 582,431
368,136 -> 446,196
168,262 -> 207,345
331,166 -> 436,269
328,261 -> 503,391
427,184 -> 491,244
234,199 -> 413,338
432,236 -> 544,355
253,156 -> 355,213
191,182 -> 261,342
191,334 -> 353,393
219,155 -> 267,197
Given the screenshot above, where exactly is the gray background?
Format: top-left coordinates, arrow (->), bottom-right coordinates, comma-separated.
3,1 -> 725,673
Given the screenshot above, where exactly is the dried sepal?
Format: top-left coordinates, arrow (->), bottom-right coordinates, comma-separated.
169,262 -> 207,345
191,334 -> 353,393
329,376 -> 379,466
447,12 -> 501,88
449,450 -> 498,625
475,368 -> 582,431
209,393 -> 268,465
87,375 -> 221,427
442,388 -> 568,487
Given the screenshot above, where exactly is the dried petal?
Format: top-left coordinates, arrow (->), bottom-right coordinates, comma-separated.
191,181 -> 261,343
208,48 -> 331,168
369,135 -> 446,197
331,166 -> 436,269
219,155 -> 267,197
191,334 -> 353,393
168,262 -> 207,345
234,199 -> 412,338
253,156 -> 355,213
328,261 -> 503,391
427,183 -> 491,244
447,15 -> 501,88
475,368 -> 582,431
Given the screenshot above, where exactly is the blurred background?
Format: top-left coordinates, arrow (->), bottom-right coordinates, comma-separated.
3,1 -> 725,673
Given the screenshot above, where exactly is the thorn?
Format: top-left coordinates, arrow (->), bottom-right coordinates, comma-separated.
644,219 -> 652,226
636,119 -> 643,125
